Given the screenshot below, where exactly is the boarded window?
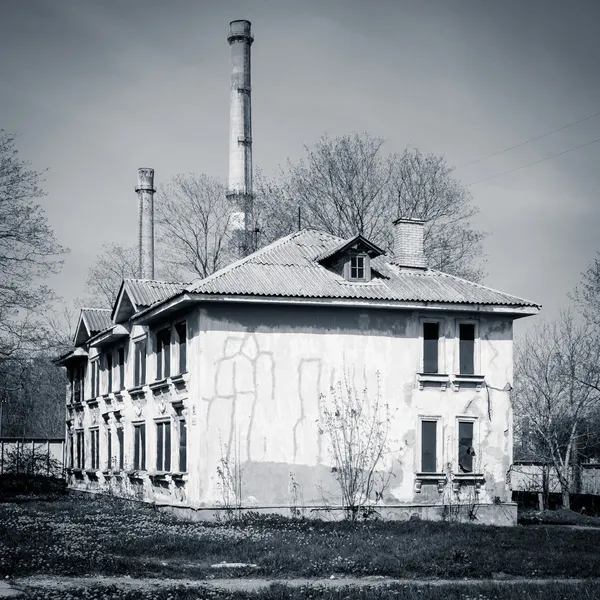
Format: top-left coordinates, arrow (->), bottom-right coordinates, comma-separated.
423,323 -> 439,374
134,339 -> 146,387
118,347 -> 125,390
156,421 -> 171,472
179,419 -> 187,472
458,421 -> 474,473
156,328 -> 171,380
133,424 -> 146,471
176,322 -> 187,374
421,420 -> 437,473
459,324 -> 475,375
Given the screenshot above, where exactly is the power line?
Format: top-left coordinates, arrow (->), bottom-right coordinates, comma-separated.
466,135 -> 600,187
456,109 -> 600,169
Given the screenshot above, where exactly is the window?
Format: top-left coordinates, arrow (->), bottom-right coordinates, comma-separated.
133,423 -> 146,471
423,323 -> 439,374
421,420 -> 438,473
156,421 -> 171,472
178,419 -> 187,472
175,322 -> 187,374
90,360 -> 100,399
76,430 -> 85,469
459,324 -> 475,375
106,352 -> 113,394
458,421 -> 475,473
134,339 -> 147,387
68,432 -> 74,468
349,255 -> 366,281
90,429 -> 100,470
156,328 -> 171,380
116,425 -> 124,471
72,365 -> 85,403
117,346 -> 125,390
106,426 -> 112,470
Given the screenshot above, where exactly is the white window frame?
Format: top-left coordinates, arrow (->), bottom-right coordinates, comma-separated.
454,318 -> 480,376
454,415 -> 480,474
419,316 -> 446,375
416,415 -> 444,474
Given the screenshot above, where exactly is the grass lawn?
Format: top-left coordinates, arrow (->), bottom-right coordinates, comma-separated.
1,494 -> 599,581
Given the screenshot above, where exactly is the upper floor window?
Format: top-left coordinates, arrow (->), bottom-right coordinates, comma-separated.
71,365 -> 85,403
156,328 -> 171,380
90,360 -> 100,399
459,323 -> 475,375
134,339 -> 147,387
175,322 -> 187,374
349,255 -> 367,281
423,323 -> 439,374
117,346 -> 125,390
106,352 -> 113,394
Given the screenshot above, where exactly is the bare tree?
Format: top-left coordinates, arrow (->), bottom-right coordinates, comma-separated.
258,133 -> 486,281
155,174 -> 235,280
573,252 -> 600,325
513,311 -> 600,509
0,130 -> 67,363
317,370 -> 395,520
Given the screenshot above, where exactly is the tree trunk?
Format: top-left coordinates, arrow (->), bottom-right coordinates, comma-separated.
562,490 -> 570,510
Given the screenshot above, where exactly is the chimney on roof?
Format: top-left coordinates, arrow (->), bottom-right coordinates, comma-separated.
392,218 -> 427,269
135,167 -> 155,279
226,19 -> 255,257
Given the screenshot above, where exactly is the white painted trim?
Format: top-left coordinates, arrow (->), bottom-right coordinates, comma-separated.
416,415 -> 444,474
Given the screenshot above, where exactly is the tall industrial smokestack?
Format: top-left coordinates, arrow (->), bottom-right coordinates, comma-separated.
135,167 -> 155,279
227,19 -> 255,256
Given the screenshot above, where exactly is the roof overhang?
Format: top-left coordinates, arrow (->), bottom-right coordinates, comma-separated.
111,280 -> 139,323
316,234 -> 386,264
88,324 -> 130,348
133,291 -> 541,323
54,347 -> 88,366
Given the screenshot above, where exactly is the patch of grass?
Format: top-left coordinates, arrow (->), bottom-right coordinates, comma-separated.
2,495 -> 600,580
22,582 -> 600,600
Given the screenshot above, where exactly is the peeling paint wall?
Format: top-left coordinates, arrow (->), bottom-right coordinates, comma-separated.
185,302 -> 515,511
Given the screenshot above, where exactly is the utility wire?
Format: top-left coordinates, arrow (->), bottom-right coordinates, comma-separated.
466,135 -> 600,186
456,109 -> 600,169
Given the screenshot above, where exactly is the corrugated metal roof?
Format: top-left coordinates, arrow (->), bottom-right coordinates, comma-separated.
123,279 -> 188,309
186,229 -> 539,308
82,308 -> 112,333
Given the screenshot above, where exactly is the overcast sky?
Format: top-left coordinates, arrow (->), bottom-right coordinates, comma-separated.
2,0 -> 599,336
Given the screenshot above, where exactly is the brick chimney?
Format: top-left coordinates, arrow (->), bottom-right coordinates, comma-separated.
392,218 -> 427,269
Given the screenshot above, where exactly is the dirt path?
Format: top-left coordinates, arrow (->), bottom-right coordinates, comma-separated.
2,574 -> 599,597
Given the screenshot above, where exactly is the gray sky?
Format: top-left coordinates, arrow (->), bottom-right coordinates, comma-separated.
2,0 -> 600,336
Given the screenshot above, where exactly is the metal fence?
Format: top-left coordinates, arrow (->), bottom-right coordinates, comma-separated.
0,437 -> 65,477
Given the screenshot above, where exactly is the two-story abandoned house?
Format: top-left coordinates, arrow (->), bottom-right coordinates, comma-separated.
57,215 -> 540,526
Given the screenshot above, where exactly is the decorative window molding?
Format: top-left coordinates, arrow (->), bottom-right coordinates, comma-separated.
454,319 -> 480,377
415,415 -> 444,493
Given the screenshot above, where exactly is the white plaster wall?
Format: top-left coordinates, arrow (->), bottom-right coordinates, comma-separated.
185,302 -> 515,508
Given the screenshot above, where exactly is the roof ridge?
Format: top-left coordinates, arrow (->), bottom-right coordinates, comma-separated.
80,307 -> 111,312
187,229 -> 315,291
124,278 -> 188,285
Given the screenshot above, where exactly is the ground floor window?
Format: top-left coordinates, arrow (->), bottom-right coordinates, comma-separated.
90,429 -> 100,470
133,423 -> 146,471
179,418 -> 187,472
155,420 -> 171,472
421,420 -> 438,473
106,427 -> 112,470
68,432 -> 74,468
458,420 -> 475,473
116,426 -> 124,471
75,430 -> 85,469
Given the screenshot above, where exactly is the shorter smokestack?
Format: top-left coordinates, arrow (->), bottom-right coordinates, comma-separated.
135,168 -> 155,279
392,218 -> 427,269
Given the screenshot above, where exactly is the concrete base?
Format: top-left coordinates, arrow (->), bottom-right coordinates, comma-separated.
158,502 -> 518,527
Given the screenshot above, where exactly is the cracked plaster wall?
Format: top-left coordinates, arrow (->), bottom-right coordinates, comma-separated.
185,303 -> 515,509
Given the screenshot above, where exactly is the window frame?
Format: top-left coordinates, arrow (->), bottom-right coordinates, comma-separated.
156,327 -> 171,381
455,319 -> 480,376
133,337 -> 147,387
348,254 -> 368,282
75,429 -> 85,470
133,422 -> 146,471
116,423 -> 124,471
416,415 -> 443,474
90,428 -> 100,470
90,359 -> 100,399
455,415 -> 479,474
178,416 -> 187,473
155,419 -> 172,472
106,351 -> 113,394
117,346 -> 125,390
175,321 -> 187,375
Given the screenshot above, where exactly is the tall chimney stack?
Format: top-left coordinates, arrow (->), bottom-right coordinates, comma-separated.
392,218 -> 427,269
135,167 -> 155,279
227,19 -> 255,256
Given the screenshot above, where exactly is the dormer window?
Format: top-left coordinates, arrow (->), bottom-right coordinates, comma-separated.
349,255 -> 367,281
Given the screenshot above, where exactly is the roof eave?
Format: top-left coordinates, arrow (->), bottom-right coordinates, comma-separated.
155,292 -> 541,316
88,324 -> 130,348
131,291 -> 194,325
54,347 -> 88,366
